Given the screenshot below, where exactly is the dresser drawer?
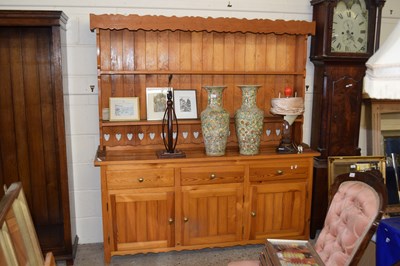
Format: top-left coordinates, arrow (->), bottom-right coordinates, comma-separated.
249,160 -> 310,182
106,168 -> 174,189
181,165 -> 244,185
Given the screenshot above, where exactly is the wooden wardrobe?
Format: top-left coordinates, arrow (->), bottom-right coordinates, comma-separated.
0,10 -> 74,262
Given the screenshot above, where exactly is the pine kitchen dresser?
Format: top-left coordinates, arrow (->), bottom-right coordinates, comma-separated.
91,14 -> 317,263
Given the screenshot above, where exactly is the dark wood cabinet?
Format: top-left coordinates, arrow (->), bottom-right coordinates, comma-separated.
0,10 -> 74,262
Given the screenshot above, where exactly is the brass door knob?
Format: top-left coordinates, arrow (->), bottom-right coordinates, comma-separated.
210,173 -> 216,179
251,211 -> 256,217
168,218 -> 174,224
138,178 -> 144,182
276,170 -> 283,175
183,217 -> 189,222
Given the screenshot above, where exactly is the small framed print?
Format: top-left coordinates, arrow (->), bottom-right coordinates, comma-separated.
264,239 -> 324,265
109,97 -> 140,121
146,87 -> 172,120
174,90 -> 198,119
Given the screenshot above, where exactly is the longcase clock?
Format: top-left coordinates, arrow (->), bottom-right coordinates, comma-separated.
309,0 -> 385,237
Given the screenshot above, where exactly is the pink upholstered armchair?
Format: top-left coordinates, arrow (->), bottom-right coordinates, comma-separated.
314,170 -> 387,266
228,170 -> 388,266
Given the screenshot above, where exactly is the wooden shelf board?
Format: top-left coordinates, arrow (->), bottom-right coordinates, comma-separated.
99,116 -> 303,127
98,70 -> 306,76
94,146 -> 320,165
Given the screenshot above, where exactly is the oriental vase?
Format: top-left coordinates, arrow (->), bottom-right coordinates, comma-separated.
201,86 -> 230,156
235,85 -> 264,155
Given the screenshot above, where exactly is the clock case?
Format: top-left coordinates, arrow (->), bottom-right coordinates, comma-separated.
309,0 -> 386,238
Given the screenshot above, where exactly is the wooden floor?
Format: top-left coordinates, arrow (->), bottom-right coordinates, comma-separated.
57,243 -> 263,266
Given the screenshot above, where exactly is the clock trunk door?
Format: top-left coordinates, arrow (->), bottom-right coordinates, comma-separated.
328,76 -> 362,156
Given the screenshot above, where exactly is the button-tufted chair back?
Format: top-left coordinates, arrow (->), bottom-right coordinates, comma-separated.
314,170 -> 388,266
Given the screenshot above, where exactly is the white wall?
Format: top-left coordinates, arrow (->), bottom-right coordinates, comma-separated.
0,0 -> 399,244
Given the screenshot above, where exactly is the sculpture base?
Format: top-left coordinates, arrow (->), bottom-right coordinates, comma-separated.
276,142 -> 297,154
156,150 -> 186,159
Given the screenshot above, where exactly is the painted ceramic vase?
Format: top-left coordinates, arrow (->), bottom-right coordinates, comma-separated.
201,86 -> 230,156
235,85 -> 264,155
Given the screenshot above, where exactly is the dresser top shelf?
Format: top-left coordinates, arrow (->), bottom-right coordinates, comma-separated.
90,13 -> 315,35
91,13 -> 315,151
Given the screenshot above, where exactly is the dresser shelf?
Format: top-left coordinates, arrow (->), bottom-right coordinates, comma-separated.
99,70 -> 306,76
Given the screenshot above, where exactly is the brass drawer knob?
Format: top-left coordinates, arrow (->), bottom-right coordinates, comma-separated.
210,173 -> 217,179
251,211 -> 256,217
168,218 -> 174,224
276,170 -> 283,175
183,217 -> 189,222
138,178 -> 144,183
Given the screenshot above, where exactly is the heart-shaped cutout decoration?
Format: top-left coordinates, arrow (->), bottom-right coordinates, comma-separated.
104,134 -> 110,141
173,132 -> 177,139
182,132 -> 188,139
193,132 -> 199,139
275,129 -> 281,136
160,132 -> 166,139
127,133 -> 133,140
266,129 -> 271,136
115,133 -> 122,141
138,133 -> 144,140
149,133 -> 155,140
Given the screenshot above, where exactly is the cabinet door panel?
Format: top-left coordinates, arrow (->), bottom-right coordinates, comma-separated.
181,184 -> 243,246
109,188 -> 174,251
249,181 -> 307,240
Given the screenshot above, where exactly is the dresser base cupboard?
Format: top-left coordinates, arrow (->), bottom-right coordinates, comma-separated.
95,148 -> 318,262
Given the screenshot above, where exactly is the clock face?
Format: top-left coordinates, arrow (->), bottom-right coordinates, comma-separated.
331,0 -> 369,53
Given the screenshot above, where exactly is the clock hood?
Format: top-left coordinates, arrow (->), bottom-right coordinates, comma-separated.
364,21 -> 400,99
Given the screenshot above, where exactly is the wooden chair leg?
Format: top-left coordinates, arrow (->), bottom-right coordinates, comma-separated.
44,252 -> 56,266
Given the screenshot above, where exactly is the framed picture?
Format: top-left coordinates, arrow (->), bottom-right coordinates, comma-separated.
146,87 -> 172,120
174,90 -> 198,119
328,155 -> 386,198
264,239 -> 324,266
109,97 -> 140,121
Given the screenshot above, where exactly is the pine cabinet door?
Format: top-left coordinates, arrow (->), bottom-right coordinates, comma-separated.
109,188 -> 175,251
181,184 -> 243,246
248,181 -> 308,240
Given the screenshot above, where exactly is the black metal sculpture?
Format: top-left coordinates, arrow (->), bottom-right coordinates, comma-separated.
157,75 -> 186,158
